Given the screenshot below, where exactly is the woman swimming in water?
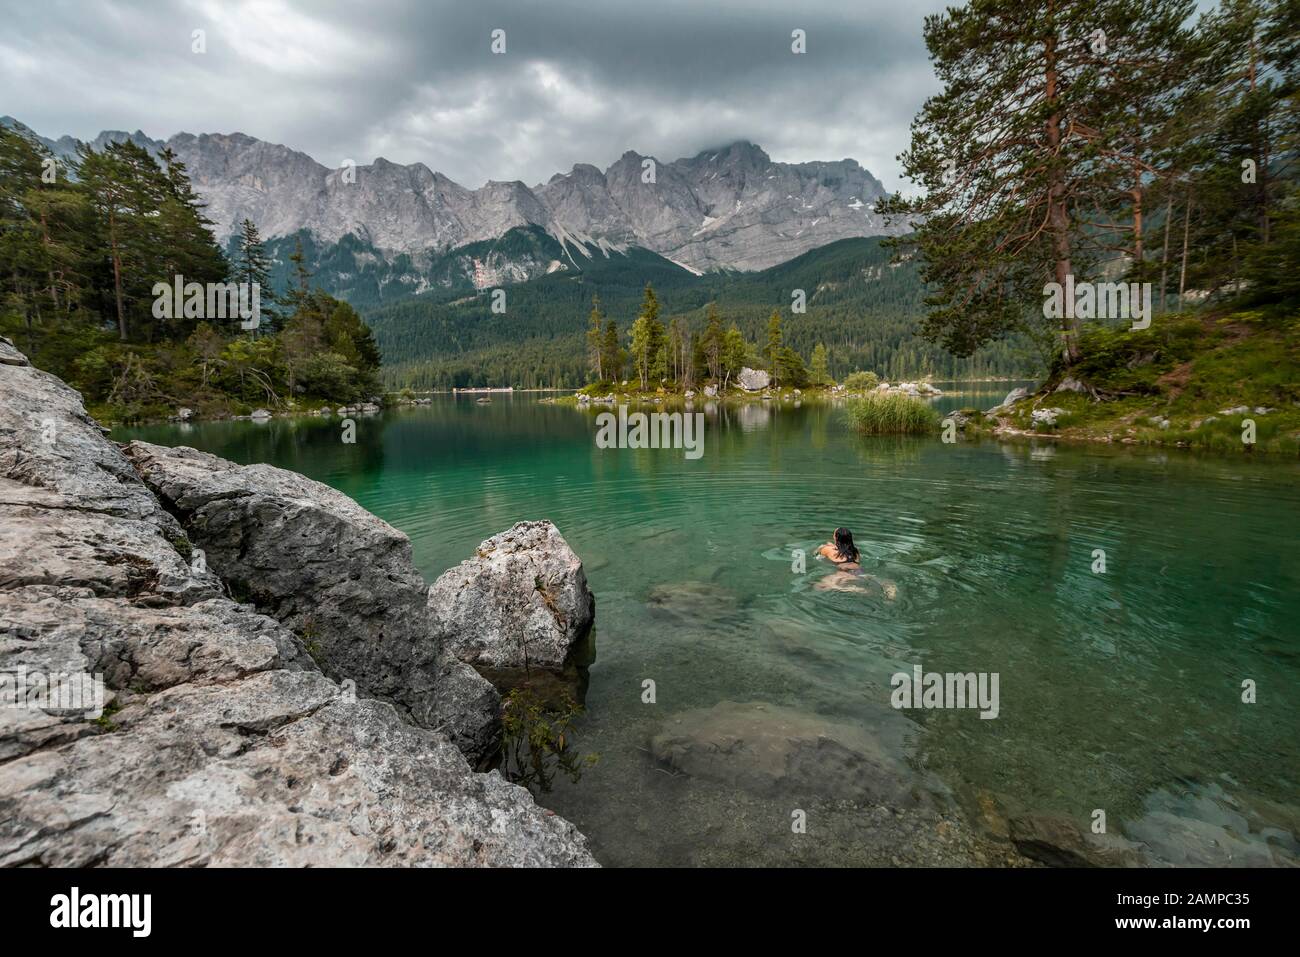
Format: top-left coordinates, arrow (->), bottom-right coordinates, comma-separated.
814,527 -> 897,598
818,527 -> 863,574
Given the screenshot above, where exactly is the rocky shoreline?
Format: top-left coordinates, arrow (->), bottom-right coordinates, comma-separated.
0,336 -> 597,866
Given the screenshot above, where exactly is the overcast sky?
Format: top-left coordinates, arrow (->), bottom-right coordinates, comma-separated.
2,0 -> 949,191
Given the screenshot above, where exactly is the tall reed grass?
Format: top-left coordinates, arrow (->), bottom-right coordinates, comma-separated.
844,392 -> 941,435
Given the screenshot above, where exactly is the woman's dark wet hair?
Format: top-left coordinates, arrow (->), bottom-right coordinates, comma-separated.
833,527 -> 860,563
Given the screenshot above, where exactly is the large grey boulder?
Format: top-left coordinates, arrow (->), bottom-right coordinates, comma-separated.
428,521 -> 595,702
736,367 -> 771,392
124,442 -> 444,729
0,341 -> 595,867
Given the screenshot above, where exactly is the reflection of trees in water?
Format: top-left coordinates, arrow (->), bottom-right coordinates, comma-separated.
734,402 -> 772,432
244,415 -> 388,479
134,415 -> 389,485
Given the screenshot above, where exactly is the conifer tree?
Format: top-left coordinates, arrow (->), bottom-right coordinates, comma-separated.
702,304 -> 724,380
764,309 -> 783,368
810,342 -> 831,385
882,0 -> 1200,366
586,294 -> 605,382
233,219 -> 278,334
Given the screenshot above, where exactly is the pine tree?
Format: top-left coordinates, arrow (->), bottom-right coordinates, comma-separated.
810,342 -> 831,385
881,0 -> 1199,366
629,315 -> 652,390
157,146 -> 228,306
722,324 -> 747,391
764,309 -> 783,370
631,283 -> 665,389
232,219 -> 279,335
601,318 -> 622,382
776,346 -> 809,388
702,304 -> 724,380
76,143 -> 138,340
667,316 -> 684,382
286,235 -> 312,311
0,126 -> 97,360
586,294 -> 605,382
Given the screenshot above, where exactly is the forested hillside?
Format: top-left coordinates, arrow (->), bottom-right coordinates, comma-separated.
372,234 -> 1038,389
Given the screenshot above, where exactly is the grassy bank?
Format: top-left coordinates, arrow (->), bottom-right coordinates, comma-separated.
966,310 -> 1299,455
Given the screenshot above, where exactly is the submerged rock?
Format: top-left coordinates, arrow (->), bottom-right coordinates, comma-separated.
1008,814 -> 1145,867
428,521 -> 595,703
649,700 -> 932,808
1122,782 -> 1299,867
646,580 -> 741,623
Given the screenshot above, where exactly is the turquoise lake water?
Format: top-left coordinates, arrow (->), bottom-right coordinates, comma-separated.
117,385 -> 1300,866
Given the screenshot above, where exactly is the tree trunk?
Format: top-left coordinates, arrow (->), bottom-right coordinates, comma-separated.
1249,36 -> 1270,245
108,208 -> 128,341
1131,148 -> 1144,264
1159,191 -> 1173,314
1044,33 -> 1078,364
39,209 -> 60,313
1178,189 -> 1194,308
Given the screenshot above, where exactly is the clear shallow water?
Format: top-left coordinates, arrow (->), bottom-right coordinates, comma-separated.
117,385 -> 1300,866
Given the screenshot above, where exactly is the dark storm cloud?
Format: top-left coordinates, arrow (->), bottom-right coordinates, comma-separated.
1,0 -> 946,190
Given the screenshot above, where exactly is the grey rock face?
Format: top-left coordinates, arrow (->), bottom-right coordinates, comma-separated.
2,670 -> 593,867
0,341 -> 223,607
736,367 -> 771,391
123,441 -> 445,730
430,651 -> 503,771
0,343 -> 595,866
428,521 -> 595,701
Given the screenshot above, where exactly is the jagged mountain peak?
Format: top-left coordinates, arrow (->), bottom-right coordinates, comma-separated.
7,119 -> 904,272
690,140 -> 770,163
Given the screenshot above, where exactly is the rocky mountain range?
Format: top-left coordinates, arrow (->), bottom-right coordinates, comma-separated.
4,117 -> 902,273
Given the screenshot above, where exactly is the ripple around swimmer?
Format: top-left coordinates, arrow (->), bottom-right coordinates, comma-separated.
116,398 -> 1300,866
